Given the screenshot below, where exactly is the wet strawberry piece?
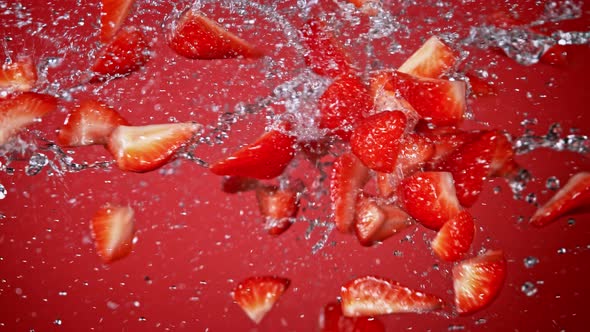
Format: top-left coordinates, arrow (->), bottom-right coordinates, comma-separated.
256,184 -> 300,235
90,204 -> 135,263
100,0 -> 135,43
341,276 -> 444,317
347,0 -> 379,16
0,92 -> 58,145
397,171 -> 461,230
419,129 -> 479,168
169,9 -> 263,60
301,18 -> 353,78
354,196 -> 414,246
0,56 -> 37,93
318,73 -> 374,141
319,302 -> 385,332
209,128 -> 296,180
91,27 -> 150,82
330,153 -> 370,233
107,122 -> 200,173
232,276 -> 290,324
453,250 -> 506,315
398,36 -> 457,79
350,111 -> 407,173
489,131 -> 517,177
465,71 -> 498,97
531,172 -> 590,227
376,70 -> 466,126
57,99 -> 129,147
431,210 -> 475,262
396,133 -> 435,174
221,176 -> 259,194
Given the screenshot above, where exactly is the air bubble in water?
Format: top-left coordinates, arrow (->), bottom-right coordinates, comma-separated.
546,176 -> 560,190
524,256 -> 539,268
53,319 -> 62,326
25,153 -> 48,176
521,281 -> 538,296
557,248 -> 567,254
0,184 -> 6,199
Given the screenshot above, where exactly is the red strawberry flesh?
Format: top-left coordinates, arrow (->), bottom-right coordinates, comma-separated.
232,276 -> 290,324
431,210 -> 475,262
330,153 -> 370,233
90,204 -> 135,263
398,36 -> 457,79
0,92 -> 58,145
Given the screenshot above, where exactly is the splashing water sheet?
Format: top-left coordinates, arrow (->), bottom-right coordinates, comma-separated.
1,0 -> 590,331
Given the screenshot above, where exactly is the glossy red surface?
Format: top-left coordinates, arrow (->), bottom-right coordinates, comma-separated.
1,0 -> 590,331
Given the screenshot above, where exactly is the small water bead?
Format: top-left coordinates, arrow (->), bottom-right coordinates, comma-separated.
53,319 -> 62,326
521,281 -> 538,297
525,193 -> 537,205
25,153 -> 49,176
524,256 -> 540,268
0,184 -> 6,199
546,177 -> 560,190
557,248 -> 567,254
567,218 -> 576,226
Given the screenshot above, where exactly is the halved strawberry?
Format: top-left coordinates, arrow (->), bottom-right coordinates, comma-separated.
318,73 -> 374,141
319,301 -> 385,332
100,0 -> 135,43
350,111 -> 407,172
431,210 -> 475,262
256,184 -> 300,235
531,172 -> 590,227
232,276 -> 290,324
0,56 -> 37,93
341,276 -> 444,317
107,122 -> 200,172
375,70 -> 466,126
91,27 -> 150,82
301,18 -> 353,78
453,250 -> 506,315
168,9 -> 263,60
90,204 -> 135,263
354,196 -> 414,246
398,36 -> 457,79
397,171 -> 461,230
209,128 -> 296,180
330,153 -> 370,233
57,99 -> 129,147
222,176 -> 259,193
436,131 -> 498,207
0,92 -> 58,145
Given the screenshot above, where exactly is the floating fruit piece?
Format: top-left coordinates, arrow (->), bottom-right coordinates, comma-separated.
0,56 -> 37,93
100,0 -> 135,43
301,17 -> 353,78
319,301 -> 385,332
232,276 -> 290,324
256,184 -> 301,235
354,196 -> 414,246
432,210 -> 475,261
398,36 -> 458,79
0,92 -> 58,145
90,204 -> 135,263
331,153 -> 370,233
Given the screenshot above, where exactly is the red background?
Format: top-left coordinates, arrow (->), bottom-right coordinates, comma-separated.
1,0 -> 590,331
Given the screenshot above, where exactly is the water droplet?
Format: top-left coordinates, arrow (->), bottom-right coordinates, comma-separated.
524,256 -> 539,268
525,193 -> 537,205
557,247 -> 567,254
0,184 -> 6,199
138,317 -> 147,322
448,325 -> 465,331
53,319 -> 62,326
521,281 -> 538,296
567,218 -> 576,226
107,301 -> 119,310
25,153 -> 48,176
58,291 -> 67,296
546,176 -> 560,190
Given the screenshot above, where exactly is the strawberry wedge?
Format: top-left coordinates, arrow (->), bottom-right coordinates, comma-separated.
169,9 -> 263,60
397,171 -> 461,230
0,92 -> 58,145
209,128 -> 296,180
100,0 -> 135,43
57,99 -> 129,147
354,196 -> 414,246
375,70 -> 466,126
453,250 -> 506,315
330,153 -> 370,233
107,122 -> 201,172
301,18 -> 353,78
319,302 -> 385,332
0,56 -> 38,93
398,36 -> 457,79
341,276 -> 444,317
431,210 -> 475,262
232,276 -> 290,324
531,172 -> 590,227
256,184 -> 301,235
91,27 -> 150,82
90,204 -> 135,263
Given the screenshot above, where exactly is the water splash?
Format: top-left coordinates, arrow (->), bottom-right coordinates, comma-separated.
514,123 -> 590,155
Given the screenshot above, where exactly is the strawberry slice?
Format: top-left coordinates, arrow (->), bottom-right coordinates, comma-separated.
319,301 -> 385,332
398,36 -> 457,79
376,172 -> 399,199
90,204 -> 135,263
209,128 -> 296,180
100,0 -> 135,43
489,131 -> 517,177
350,111 -> 407,172
396,133 -> 435,174
419,129 -> 478,168
318,73 -> 374,141
330,153 -> 370,233
531,172 -> 590,227
453,250 -> 506,315
376,70 -> 466,126
168,9 -> 263,60
0,56 -> 37,93
91,27 -> 150,82
301,18 -> 353,78
397,171 -> 461,230
369,71 -> 421,128
256,184 -> 300,235
341,276 -> 444,317
431,210 -> 475,262
221,176 -> 259,193
232,276 -> 290,324
354,196 -> 414,246
0,92 -> 58,145
57,99 -> 129,147
107,122 -> 200,172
